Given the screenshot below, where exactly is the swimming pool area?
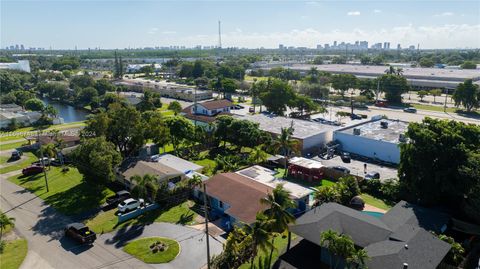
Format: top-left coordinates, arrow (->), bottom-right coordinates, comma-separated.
362,211 -> 385,218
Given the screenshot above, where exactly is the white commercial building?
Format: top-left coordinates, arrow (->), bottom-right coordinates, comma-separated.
333,119 -> 409,164
237,114 -> 340,154
0,60 -> 31,73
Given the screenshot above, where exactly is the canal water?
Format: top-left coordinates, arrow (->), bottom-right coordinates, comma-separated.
40,97 -> 89,123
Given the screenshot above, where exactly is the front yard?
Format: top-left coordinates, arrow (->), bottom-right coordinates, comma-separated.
0,239 -> 28,269
85,200 -> 200,234
8,166 -> 114,215
0,152 -> 37,174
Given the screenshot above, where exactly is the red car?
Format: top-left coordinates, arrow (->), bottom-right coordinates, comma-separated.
22,165 -> 44,176
375,101 -> 388,107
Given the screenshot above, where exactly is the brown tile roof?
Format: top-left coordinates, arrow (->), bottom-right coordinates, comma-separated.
38,135 -> 80,145
205,172 -> 274,223
198,99 -> 233,110
122,161 -> 183,182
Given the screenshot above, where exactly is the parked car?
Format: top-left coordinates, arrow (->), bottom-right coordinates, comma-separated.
403,107 -> 417,113
341,152 -> 351,163
117,198 -> 144,213
11,150 -> 23,160
106,191 -> 131,206
33,157 -> 55,166
249,107 -> 255,113
330,166 -> 351,174
22,165 -> 44,176
375,101 -> 388,107
64,223 -> 96,244
365,171 -> 380,180
350,114 -> 362,120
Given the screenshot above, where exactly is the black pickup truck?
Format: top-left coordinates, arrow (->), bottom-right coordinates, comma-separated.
106,190 -> 131,206
64,223 -> 96,244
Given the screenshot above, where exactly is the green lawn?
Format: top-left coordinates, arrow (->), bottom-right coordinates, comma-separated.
0,121 -> 86,141
193,158 -> 217,176
360,194 -> 392,211
86,200 -> 199,234
273,168 -> 334,188
8,166 -> 114,215
0,239 -> 28,269
0,152 -> 37,174
0,156 -> 9,164
123,237 -> 179,264
239,232 -> 295,269
411,103 -> 456,113
0,140 -> 29,151
245,75 -> 269,82
157,107 -> 176,117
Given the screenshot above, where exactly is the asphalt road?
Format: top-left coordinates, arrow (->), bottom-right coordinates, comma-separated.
1,178 -> 150,269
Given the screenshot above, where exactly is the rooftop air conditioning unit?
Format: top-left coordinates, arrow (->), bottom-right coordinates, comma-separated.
353,128 -> 361,135
380,121 -> 388,129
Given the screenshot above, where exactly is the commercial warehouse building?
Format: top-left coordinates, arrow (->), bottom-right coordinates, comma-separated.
333,118 -> 409,164
258,63 -> 480,90
236,114 -> 340,154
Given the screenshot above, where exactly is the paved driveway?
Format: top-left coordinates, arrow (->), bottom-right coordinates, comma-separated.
101,222 -> 224,269
0,177 -> 223,269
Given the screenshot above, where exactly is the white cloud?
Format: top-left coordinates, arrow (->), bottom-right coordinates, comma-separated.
347,11 -> 361,16
373,9 -> 382,13
157,24 -> 480,49
434,12 -> 454,17
147,27 -> 158,34
161,31 -> 176,34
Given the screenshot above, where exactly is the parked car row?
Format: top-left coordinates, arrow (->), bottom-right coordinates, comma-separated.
311,118 -> 342,126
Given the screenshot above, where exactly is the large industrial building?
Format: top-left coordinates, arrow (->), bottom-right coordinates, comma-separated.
237,114 -> 340,154
333,118 -> 409,164
0,60 -> 31,73
258,63 -> 480,90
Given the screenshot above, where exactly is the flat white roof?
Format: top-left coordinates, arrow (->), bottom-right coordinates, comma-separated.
236,165 -> 313,199
236,114 -> 339,139
154,154 -> 203,173
289,157 -> 324,169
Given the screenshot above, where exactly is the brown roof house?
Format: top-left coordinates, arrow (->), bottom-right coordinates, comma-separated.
118,154 -> 203,189
181,99 -> 233,129
201,166 -> 314,230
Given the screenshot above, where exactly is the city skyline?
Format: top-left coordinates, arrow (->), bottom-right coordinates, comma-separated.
1,0 -> 480,49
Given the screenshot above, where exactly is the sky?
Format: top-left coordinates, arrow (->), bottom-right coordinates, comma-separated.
1,0 -> 480,49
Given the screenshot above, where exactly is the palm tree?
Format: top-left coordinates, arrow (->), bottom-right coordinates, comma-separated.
187,174 -> 203,189
0,212 -> 15,242
320,230 -> 369,269
260,184 -> 296,267
249,80 -> 260,114
270,122 -> 299,178
131,174 -> 158,202
243,213 -> 274,269
347,248 -> 369,269
249,146 -> 268,165
313,185 -> 340,205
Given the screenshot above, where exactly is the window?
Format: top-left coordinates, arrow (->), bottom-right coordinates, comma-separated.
219,200 -> 224,208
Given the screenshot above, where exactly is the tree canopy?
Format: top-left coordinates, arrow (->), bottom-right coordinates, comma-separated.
452,79 -> 479,112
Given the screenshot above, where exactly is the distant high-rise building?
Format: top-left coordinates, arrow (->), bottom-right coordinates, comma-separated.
333,41 -> 337,47
371,43 -> 382,49
9,45 -> 14,50
383,42 -> 390,50
409,45 -> 416,50
397,44 -> 401,50
360,41 -> 368,49
324,44 -> 330,49
316,44 -> 322,50
15,44 -> 19,50
279,44 -> 284,50
20,44 -> 25,50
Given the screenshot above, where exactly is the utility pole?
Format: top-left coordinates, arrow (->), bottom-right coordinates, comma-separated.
37,131 -> 49,192
202,183 -> 211,269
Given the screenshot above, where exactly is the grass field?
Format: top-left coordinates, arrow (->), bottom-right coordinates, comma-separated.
244,75 -> 269,82
0,140 -> 29,151
0,239 -> 28,269
8,166 -> 114,215
360,193 -> 392,211
123,237 -> 179,264
86,200 -> 199,234
411,103 -> 456,113
0,152 -> 37,174
0,121 -> 86,141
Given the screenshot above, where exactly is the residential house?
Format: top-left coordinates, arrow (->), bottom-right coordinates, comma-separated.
181,99 -> 233,129
118,154 -> 203,189
275,201 -> 452,269
202,166 -> 314,229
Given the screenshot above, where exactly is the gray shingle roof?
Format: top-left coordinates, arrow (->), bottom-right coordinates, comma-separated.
291,203 -> 391,247
288,202 -> 451,269
381,200 -> 450,233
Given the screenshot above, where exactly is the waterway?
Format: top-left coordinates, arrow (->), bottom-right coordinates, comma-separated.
40,97 -> 89,123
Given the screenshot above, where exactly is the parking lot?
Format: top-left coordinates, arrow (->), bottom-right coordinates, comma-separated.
312,155 -> 398,182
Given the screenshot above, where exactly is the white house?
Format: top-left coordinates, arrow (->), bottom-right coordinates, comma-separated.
181,99 -> 233,129
0,60 -> 31,73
